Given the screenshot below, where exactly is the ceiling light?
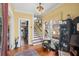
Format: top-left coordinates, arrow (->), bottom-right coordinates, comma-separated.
36,3 -> 45,15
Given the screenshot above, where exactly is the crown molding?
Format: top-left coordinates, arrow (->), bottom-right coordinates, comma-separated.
42,3 -> 64,16
14,9 -> 33,15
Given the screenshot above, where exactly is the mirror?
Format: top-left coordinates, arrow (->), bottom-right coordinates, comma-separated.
52,20 -> 60,39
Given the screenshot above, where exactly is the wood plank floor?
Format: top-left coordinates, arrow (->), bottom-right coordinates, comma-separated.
7,44 -> 57,56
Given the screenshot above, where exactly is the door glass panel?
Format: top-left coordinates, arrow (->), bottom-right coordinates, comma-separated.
52,20 -> 60,39
0,3 -> 2,55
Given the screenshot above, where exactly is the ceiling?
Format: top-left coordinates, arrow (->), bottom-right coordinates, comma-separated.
11,3 -> 60,15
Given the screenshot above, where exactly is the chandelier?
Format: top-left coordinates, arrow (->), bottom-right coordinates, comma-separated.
36,3 -> 45,14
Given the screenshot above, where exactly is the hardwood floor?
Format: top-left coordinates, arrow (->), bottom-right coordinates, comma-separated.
7,44 -> 57,56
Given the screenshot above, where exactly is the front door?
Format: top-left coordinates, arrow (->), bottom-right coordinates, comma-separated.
19,19 -> 29,47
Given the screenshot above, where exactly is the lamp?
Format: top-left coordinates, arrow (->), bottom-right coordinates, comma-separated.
53,31 -> 56,34
36,3 -> 45,14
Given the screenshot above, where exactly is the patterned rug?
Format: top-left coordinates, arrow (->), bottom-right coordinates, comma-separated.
15,48 -> 39,56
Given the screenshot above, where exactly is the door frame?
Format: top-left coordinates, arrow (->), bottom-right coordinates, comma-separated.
18,18 -> 30,47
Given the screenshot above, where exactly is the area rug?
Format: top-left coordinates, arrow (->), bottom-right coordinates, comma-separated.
15,48 -> 39,56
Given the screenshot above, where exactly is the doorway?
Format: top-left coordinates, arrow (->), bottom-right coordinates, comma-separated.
18,18 -> 30,47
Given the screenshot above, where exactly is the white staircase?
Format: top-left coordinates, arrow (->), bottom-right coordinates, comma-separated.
32,30 -> 43,45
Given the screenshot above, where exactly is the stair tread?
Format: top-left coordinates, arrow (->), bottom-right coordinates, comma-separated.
32,41 -> 42,44
33,42 -> 42,45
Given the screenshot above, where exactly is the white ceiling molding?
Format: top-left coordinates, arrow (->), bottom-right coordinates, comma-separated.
14,9 -> 33,15
42,3 -> 64,16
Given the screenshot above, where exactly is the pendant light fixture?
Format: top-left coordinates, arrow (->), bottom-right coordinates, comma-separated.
36,3 -> 45,14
